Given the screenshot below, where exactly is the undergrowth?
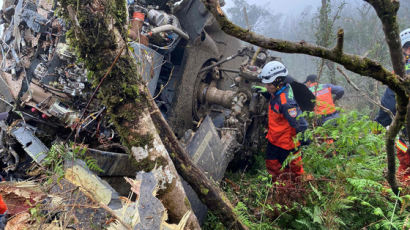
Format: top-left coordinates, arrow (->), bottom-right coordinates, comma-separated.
203,111 -> 410,229
43,142 -> 104,183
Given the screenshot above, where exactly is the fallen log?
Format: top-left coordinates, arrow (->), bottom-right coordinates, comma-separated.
148,93 -> 248,230
58,0 -> 201,228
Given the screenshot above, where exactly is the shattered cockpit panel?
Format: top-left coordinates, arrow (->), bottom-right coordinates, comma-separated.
10,122 -> 48,164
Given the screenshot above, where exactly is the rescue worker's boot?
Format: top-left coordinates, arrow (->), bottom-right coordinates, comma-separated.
265,151 -> 304,182
265,159 -> 282,181
288,151 -> 304,179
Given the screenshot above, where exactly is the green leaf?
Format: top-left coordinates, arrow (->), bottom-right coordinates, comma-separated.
313,206 -> 322,224
360,201 -> 371,207
372,207 -> 384,217
296,219 -> 312,228
309,182 -> 322,200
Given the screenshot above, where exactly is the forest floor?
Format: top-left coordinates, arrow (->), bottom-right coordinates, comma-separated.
204,111 -> 410,230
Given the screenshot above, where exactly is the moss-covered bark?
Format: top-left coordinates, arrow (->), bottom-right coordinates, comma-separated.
386,95 -> 407,195
365,0 -> 404,78
58,0 -> 200,228
60,0 -> 150,149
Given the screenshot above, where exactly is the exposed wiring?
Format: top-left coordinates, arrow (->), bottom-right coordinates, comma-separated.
80,107 -> 106,130
152,66 -> 174,100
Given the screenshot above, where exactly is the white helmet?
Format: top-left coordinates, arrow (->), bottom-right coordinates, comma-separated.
400,28 -> 410,47
258,61 -> 288,84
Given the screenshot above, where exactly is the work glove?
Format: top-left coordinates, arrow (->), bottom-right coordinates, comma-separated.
300,138 -> 311,146
299,131 -> 311,146
251,85 -> 267,93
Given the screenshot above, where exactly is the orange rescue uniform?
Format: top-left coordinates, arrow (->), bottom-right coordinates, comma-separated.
263,85 -> 308,180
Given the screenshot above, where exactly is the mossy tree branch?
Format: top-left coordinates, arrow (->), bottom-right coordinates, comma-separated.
385,94 -> 407,195
58,0 -> 202,228
201,0 -> 406,97
147,95 -> 248,230
202,0 -> 409,194
386,101 -> 409,195
364,2 -> 410,189
335,29 -> 344,55
364,0 -> 405,80
58,0 -> 246,228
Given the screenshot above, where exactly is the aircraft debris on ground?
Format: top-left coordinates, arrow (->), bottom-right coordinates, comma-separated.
0,0 -> 314,227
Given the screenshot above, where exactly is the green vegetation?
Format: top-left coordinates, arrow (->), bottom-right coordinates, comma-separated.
204,111 -> 410,229
43,143 -> 104,182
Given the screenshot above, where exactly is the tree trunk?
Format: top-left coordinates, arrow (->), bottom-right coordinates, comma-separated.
318,0 -> 329,48
327,61 -> 337,85
59,0 -> 247,228
147,96 -> 249,230
59,1 -> 200,228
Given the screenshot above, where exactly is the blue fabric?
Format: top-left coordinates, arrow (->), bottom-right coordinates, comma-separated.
0,213 -> 6,229
322,112 -> 340,123
321,83 -> 344,100
375,87 -> 396,127
265,141 -> 293,164
269,84 -> 308,133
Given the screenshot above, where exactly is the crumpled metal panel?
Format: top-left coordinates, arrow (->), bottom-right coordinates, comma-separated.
186,115 -> 225,181
86,148 -> 137,177
11,125 -> 48,164
182,115 -> 234,223
135,172 -> 165,230
21,3 -> 48,33
173,0 -> 209,40
108,172 -> 167,229
129,42 -> 164,96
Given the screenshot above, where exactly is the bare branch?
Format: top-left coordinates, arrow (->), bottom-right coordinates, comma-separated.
337,67 -> 394,120
317,59 -> 326,83
331,2 -> 347,24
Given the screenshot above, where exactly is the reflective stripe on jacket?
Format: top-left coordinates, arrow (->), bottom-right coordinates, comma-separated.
396,138 -> 408,152
267,85 -> 308,150
308,82 -> 343,115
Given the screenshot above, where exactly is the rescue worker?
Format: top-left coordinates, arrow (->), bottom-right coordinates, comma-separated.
304,75 -> 344,125
375,28 -> 410,184
254,61 -> 309,181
